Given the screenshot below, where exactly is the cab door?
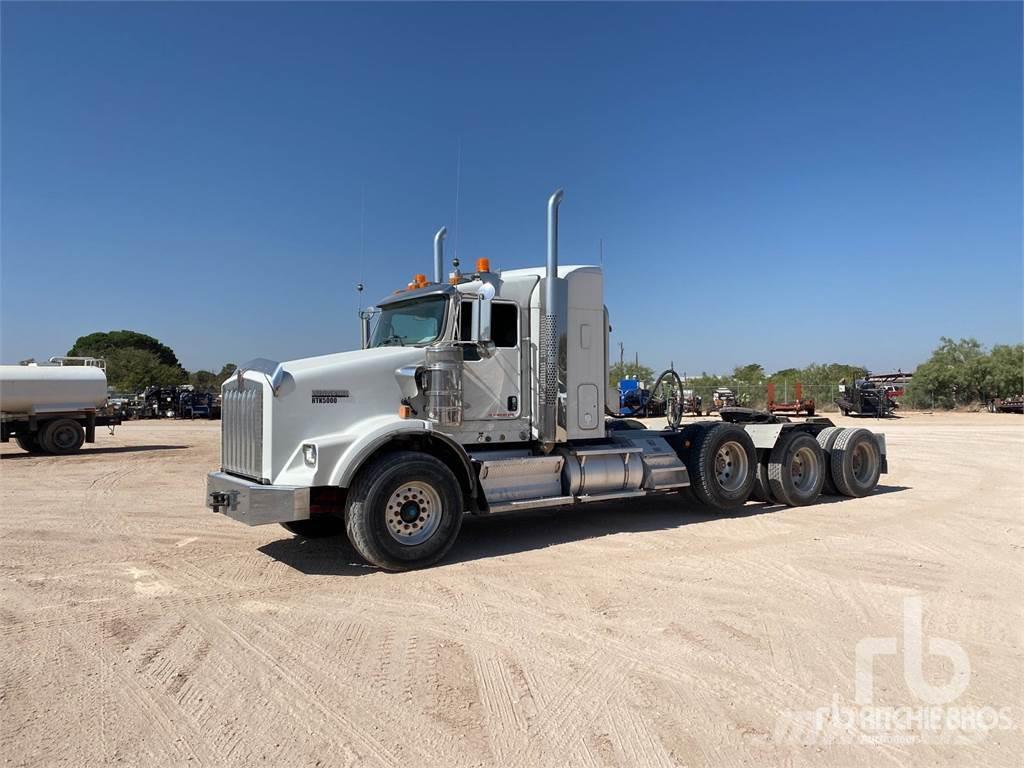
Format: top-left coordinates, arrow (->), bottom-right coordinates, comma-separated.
459,299 -> 521,421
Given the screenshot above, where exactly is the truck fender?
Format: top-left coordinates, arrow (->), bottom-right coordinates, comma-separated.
327,417 -> 476,498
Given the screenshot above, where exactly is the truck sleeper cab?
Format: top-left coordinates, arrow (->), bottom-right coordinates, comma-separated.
207,190 -> 887,571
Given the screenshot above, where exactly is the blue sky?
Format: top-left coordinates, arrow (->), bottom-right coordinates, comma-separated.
2,2 -> 1021,375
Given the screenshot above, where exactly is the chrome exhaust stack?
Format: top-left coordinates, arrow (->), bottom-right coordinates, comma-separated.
539,189 -> 564,451
433,226 -> 447,284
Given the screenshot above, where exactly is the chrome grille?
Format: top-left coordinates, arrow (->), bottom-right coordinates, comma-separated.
221,380 -> 264,481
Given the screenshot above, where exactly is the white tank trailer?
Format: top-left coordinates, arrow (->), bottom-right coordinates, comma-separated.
206,189 -> 889,571
0,362 -> 121,454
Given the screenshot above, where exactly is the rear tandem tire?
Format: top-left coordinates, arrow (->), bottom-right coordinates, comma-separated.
39,418 -> 85,454
750,457 -> 773,503
767,432 -> 826,507
345,450 -> 464,571
830,428 -> 882,498
684,423 -> 757,510
815,427 -> 844,495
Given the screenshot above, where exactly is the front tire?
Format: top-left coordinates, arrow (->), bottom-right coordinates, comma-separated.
684,423 -> 757,510
281,517 -> 346,538
345,450 -> 464,571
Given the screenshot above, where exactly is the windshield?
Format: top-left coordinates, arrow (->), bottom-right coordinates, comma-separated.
369,295 -> 449,347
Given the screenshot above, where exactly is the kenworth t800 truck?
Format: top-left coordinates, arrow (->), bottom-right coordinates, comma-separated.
207,190 -> 887,571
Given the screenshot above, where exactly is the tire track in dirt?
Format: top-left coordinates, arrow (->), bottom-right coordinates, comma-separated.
188,608 -> 430,767
505,653 -> 631,768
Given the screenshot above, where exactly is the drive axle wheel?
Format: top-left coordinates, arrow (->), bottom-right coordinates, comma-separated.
815,427 -> 843,495
39,418 -> 85,454
830,428 -> 882,497
750,458 -> 772,503
768,432 -> 825,506
345,450 -> 463,571
684,423 -> 757,510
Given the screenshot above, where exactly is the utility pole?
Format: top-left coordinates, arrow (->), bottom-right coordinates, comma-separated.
619,341 -> 624,369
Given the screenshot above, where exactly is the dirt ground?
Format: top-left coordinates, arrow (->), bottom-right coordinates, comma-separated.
1,412 -> 1021,767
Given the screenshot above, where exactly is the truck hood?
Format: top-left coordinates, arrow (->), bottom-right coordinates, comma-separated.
266,345 -> 426,481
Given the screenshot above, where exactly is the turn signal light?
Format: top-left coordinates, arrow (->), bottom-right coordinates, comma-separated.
398,405 -> 412,419
414,273 -> 428,287
476,257 -> 490,273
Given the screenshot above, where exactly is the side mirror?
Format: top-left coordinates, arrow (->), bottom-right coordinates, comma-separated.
471,284 -> 495,345
468,284 -> 497,360
359,308 -> 378,349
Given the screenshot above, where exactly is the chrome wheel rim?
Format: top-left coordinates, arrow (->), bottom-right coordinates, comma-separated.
790,445 -> 819,493
385,481 -> 442,545
714,441 -> 749,492
851,441 -> 877,484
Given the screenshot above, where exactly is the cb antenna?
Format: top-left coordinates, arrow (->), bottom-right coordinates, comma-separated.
453,138 -> 462,265
358,188 -> 366,313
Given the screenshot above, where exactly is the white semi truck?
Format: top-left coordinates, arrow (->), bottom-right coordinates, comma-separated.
207,190 -> 887,570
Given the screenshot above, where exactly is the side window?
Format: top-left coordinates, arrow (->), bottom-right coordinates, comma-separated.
491,303 -> 518,348
459,300 -> 518,348
460,301 -> 474,341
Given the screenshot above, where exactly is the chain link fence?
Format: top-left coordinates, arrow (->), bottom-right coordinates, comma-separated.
679,381 -> 848,413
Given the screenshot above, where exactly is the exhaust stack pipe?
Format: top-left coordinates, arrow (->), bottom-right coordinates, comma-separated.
546,190 -> 563,313
540,189 -> 564,450
433,227 -> 447,284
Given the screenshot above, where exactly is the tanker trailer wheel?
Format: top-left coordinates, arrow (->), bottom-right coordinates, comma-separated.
767,432 -> 826,506
830,428 -> 882,498
684,423 -> 757,510
39,418 -> 85,454
815,427 -> 844,495
14,432 -> 46,454
345,450 -> 464,571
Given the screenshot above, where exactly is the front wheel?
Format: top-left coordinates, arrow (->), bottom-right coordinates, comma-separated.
281,516 -> 346,538
345,450 -> 464,571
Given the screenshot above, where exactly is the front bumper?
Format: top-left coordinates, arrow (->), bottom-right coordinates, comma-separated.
206,471 -> 310,526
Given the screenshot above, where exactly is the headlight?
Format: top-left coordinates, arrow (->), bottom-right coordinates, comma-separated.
302,443 -> 317,467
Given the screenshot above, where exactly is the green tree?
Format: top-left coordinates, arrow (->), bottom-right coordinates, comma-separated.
68,330 -> 183,368
732,363 -> 766,383
989,344 -> 1024,398
104,348 -> 187,393
217,362 -> 237,380
609,361 -> 654,387
909,337 -> 995,408
67,329 -> 188,393
189,370 -> 221,393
